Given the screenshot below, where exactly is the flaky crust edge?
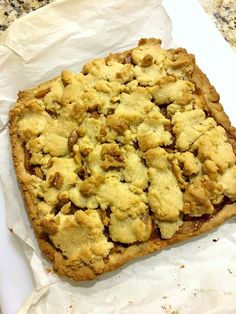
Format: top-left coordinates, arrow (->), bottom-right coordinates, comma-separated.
8,54 -> 236,281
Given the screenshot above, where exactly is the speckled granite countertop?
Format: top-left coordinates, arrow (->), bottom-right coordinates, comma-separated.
200,0 -> 236,53
0,0 -> 235,53
0,0 -> 51,31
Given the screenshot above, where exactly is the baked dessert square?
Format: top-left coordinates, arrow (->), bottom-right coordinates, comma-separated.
9,38 -> 236,281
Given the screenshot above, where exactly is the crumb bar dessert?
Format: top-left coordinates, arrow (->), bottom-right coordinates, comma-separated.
9,38 -> 236,280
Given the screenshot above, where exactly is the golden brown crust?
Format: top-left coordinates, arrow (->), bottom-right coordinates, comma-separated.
191,65 -> 236,152
37,203 -> 236,281
9,38 -> 236,281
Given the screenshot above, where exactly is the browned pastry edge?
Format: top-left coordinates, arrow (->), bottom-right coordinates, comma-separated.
9,47 -> 236,281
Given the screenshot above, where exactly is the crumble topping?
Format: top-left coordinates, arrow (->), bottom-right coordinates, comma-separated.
14,38 -> 236,267
51,210 -> 113,264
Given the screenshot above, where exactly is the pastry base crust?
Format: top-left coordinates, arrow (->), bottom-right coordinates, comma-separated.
9,43 -> 236,281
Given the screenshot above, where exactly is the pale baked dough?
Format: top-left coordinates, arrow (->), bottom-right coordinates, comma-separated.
9,38 -> 236,281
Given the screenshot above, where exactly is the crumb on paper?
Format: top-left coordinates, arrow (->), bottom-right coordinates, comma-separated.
46,267 -> 52,273
224,291 -> 232,295
162,296 -> 168,299
69,305 -> 72,308
212,237 -> 219,242
180,264 -> 185,269
193,288 -> 218,295
228,268 -> 232,274
161,304 -> 171,311
161,304 -> 179,314
128,301 -> 133,304
8,228 -> 13,233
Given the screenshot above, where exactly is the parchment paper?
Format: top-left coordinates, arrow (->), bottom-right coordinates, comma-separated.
0,0 -> 236,313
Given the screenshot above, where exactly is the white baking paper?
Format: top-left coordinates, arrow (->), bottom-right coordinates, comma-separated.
0,0 -> 236,313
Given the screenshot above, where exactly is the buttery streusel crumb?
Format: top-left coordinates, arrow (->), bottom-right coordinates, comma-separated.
9,38 -> 236,281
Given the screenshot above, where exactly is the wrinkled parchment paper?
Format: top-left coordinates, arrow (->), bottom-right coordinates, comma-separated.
0,0 -> 236,313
